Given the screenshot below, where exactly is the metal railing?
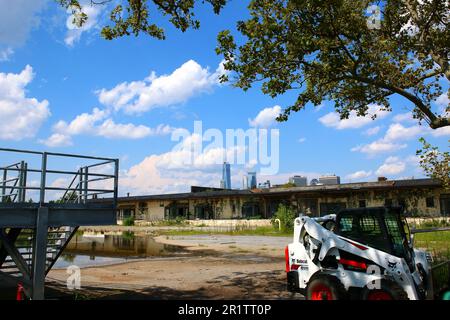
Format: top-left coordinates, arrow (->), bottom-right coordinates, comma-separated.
0,161 -> 27,203
0,148 -> 119,207
431,260 -> 450,298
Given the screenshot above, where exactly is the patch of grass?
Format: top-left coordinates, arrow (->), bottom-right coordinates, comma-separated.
415,231 -> 450,264
157,216 -> 188,226
413,219 -> 450,229
228,245 -> 237,249
161,226 -> 292,237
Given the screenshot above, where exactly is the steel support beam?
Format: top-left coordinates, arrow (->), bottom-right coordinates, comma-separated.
0,205 -> 115,228
0,228 -> 22,265
45,227 -> 78,276
0,229 -> 31,280
1,168 -> 6,202
31,206 -> 48,300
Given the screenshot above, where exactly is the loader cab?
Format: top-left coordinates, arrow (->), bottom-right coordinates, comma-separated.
335,207 -> 413,263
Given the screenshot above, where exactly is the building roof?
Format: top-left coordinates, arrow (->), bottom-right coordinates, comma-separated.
262,178 -> 441,195
106,178 -> 442,203
115,189 -> 253,202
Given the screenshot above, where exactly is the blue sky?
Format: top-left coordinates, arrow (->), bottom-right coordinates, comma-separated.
0,0 -> 448,197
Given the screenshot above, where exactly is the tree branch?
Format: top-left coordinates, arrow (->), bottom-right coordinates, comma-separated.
403,0 -> 450,81
350,74 -> 449,128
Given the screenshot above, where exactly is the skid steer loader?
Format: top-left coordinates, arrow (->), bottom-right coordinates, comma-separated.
285,207 -> 450,300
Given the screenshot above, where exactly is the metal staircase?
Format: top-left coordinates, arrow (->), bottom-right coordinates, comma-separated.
0,148 -> 118,299
0,167 -> 82,279
0,228 -> 77,276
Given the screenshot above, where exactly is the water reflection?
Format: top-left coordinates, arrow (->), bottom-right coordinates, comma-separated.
54,232 -> 187,269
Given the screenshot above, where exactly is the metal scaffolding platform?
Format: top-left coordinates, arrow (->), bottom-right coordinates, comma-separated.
0,148 -> 118,300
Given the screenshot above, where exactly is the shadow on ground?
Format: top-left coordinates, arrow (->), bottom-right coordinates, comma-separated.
24,270 -> 300,300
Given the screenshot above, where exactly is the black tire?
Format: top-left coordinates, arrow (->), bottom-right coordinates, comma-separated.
306,274 -> 347,300
361,279 -> 409,300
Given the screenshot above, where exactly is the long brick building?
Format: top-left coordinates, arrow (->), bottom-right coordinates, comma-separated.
111,178 -> 449,221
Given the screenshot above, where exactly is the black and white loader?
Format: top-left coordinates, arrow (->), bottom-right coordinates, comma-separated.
285,207 -> 450,300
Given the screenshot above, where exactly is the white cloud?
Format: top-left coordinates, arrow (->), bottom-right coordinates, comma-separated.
363,126 -> 381,136
64,1 -> 103,46
97,119 -> 155,139
384,123 -> 424,141
41,107 -> 177,147
351,141 -> 407,155
430,126 -> 450,137
154,133 -> 246,171
298,137 -> 307,143
39,133 -> 73,147
0,0 -> 46,47
314,103 -> 325,112
434,93 -> 449,115
0,47 -> 14,62
98,59 -> 226,114
353,123 -> 429,156
120,155 -> 185,195
120,126 -> 287,194
435,93 -> 449,107
345,170 -> 372,181
248,105 -> 282,128
0,65 -> 50,140
54,107 -> 108,136
120,134 -> 246,195
392,112 -> 415,123
120,154 -> 216,195
318,104 -> 389,129
375,156 -> 406,176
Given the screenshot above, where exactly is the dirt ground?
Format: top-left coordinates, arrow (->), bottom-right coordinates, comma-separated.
44,235 -> 302,300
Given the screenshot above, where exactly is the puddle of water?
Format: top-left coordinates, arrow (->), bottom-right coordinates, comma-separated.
53,232 -> 189,269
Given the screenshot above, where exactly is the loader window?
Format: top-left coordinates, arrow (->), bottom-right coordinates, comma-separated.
360,216 -> 381,233
337,212 -> 390,254
337,209 -> 412,259
384,214 -> 409,257
339,216 -> 353,232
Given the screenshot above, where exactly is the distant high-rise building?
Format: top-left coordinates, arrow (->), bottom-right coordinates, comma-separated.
248,172 -> 257,189
220,180 -> 225,189
289,175 -> 307,187
222,162 -> 231,189
242,175 -> 248,190
319,175 -> 341,185
258,180 -> 271,188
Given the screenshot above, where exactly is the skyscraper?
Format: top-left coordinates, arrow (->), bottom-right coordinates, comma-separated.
242,175 -> 248,190
319,175 -> 341,185
222,162 -> 231,189
247,171 -> 257,189
289,175 -> 307,187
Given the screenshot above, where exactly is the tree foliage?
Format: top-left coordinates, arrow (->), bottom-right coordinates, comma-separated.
416,138 -> 450,190
216,0 -> 449,129
56,0 -> 227,40
56,1 -> 449,130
